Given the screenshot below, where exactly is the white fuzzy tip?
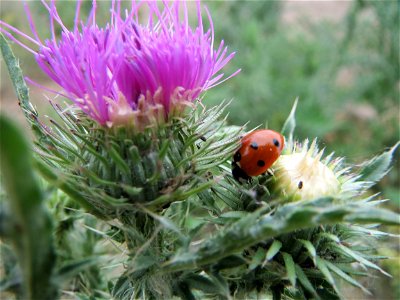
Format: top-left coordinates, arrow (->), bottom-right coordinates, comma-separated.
273,151 -> 340,201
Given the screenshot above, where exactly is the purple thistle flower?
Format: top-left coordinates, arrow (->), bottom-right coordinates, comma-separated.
0,0 -> 239,128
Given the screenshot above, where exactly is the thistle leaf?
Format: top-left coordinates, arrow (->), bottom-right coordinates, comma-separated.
281,97 -> 299,143
266,240 -> 283,261
282,252 -> 297,287
158,139 -> 171,160
0,34 -> 31,115
120,184 -> 143,197
358,142 -> 399,184
334,244 -> 391,276
295,264 -> 320,300
325,261 -> 371,295
163,197 -> 400,273
344,207 -> 400,225
0,34 -> 47,145
249,247 -> 266,270
316,232 -> 341,243
297,239 -> 317,264
315,257 -> 338,294
350,225 -> 399,237
108,144 -> 130,175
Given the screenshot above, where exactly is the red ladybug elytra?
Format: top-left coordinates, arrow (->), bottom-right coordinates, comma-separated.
232,129 -> 284,182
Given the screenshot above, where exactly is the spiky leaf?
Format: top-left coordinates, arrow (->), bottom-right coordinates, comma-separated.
295,264 -> 320,299
281,97 -> 298,143
358,142 -> 399,184
266,240 -> 283,261
282,252 -> 296,287
163,197 -> 400,272
0,34 -> 30,115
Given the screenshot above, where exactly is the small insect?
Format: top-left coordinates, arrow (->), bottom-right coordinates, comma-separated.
232,129 -> 284,182
298,181 -> 303,189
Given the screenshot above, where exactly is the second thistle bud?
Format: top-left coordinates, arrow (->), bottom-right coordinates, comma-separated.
272,140 -> 340,201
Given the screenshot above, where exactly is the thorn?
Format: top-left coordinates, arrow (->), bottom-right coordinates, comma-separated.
388,141 -> 400,155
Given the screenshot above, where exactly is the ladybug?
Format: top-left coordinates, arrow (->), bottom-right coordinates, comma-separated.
232,129 -> 284,182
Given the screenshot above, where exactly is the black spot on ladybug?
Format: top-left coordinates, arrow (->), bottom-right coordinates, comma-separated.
257,160 -> 265,167
250,142 -> 258,150
298,181 -> 303,189
234,151 -> 241,162
273,138 -> 280,147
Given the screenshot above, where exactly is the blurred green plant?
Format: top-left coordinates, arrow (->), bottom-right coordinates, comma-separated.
204,1 -> 399,165
0,33 -> 117,299
0,115 -> 115,299
0,114 -> 57,300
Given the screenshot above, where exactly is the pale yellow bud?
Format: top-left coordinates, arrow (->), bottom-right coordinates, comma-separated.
272,142 -> 340,201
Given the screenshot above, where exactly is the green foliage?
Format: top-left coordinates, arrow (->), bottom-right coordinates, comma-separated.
358,142 -> 399,184
0,117 -> 114,298
50,200 -> 114,298
0,34 -> 29,108
0,115 -> 57,300
162,197 -> 399,270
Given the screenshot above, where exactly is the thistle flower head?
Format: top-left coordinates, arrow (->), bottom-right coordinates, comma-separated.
272,139 -> 355,201
1,0 -> 238,128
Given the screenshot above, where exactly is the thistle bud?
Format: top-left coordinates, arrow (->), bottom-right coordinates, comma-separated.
272,140 -> 340,201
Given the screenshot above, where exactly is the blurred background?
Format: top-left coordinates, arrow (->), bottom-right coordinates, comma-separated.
1,1 -> 399,299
